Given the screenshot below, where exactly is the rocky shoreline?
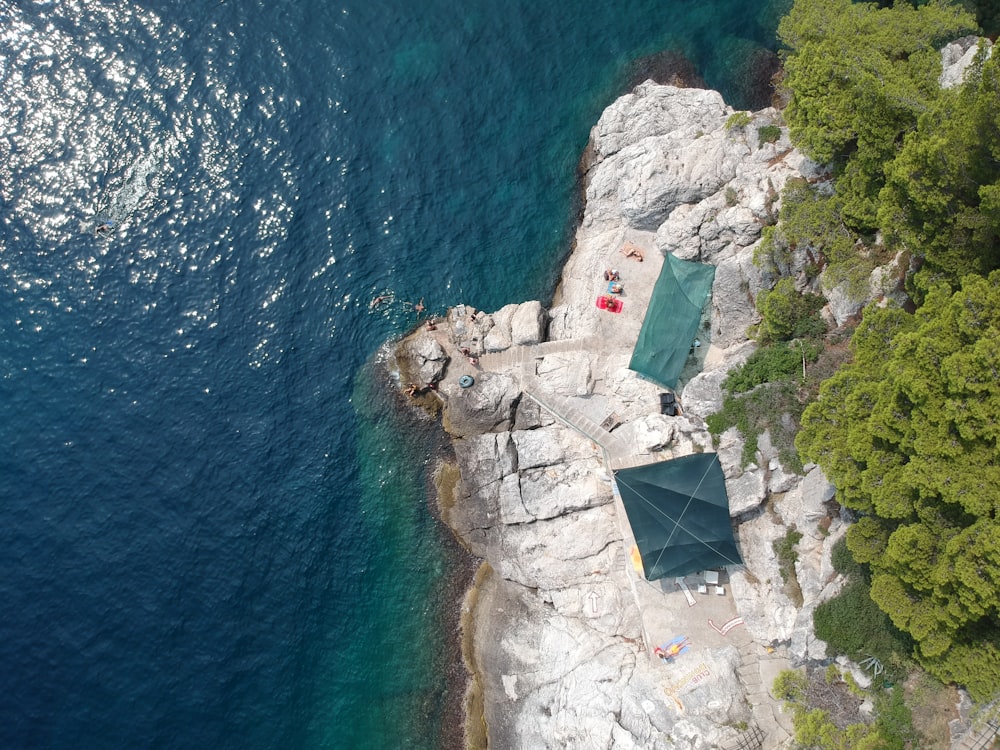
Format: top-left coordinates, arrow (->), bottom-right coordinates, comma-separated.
390,47 -> 981,748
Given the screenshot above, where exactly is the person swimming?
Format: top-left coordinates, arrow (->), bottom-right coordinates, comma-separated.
95,220 -> 114,235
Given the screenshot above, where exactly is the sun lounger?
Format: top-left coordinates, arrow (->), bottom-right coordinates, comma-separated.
674,577 -> 697,606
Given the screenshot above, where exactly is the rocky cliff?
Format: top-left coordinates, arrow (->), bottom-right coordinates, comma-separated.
392,44 -> 984,747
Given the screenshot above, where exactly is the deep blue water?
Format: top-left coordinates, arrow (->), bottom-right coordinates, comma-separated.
0,1 -> 787,747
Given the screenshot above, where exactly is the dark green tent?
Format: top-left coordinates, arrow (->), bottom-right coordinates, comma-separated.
615,453 -> 742,581
629,253 -> 715,389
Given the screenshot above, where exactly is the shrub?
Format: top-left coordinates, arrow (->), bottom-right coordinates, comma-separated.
773,669 -> 808,701
813,578 -> 913,672
725,111 -> 752,130
830,535 -> 865,581
875,686 -> 917,749
723,341 -> 821,395
707,380 -> 804,472
774,528 -> 803,584
756,277 -> 827,343
758,124 -> 782,147
774,666 -> 916,750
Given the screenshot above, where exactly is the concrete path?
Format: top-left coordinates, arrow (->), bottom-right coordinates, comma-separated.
479,337 -> 636,463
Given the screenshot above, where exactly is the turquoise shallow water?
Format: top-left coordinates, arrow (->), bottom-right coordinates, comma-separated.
0,1 -> 787,747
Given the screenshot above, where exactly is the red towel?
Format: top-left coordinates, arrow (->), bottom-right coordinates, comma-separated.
596,296 -> 623,313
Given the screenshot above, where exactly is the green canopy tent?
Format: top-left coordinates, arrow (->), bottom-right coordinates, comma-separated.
615,453 -> 742,581
629,253 -> 715,390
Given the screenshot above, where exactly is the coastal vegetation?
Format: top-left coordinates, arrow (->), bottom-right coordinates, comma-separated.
726,0 -> 1000,715
812,538 -> 913,678
705,278 -> 830,472
774,665 -> 919,749
797,274 -> 1000,700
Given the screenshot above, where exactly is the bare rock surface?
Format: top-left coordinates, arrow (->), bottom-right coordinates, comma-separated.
388,60 -> 973,745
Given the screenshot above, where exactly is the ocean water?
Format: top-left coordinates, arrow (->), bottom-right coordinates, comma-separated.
0,1 -> 787,748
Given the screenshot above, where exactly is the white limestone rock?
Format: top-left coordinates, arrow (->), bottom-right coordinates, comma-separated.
715,427 -> 745,480
496,504 -> 622,590
511,300 -> 547,346
940,36 -> 990,89
443,371 -> 520,437
589,82 -> 731,163
613,413 -> 678,454
511,425 -> 596,470
820,275 -> 867,327
545,572 -> 642,638
453,79 -> 858,749
401,333 -> 449,385
775,465 -> 836,530
711,247 -> 766,348
768,458 -> 799,494
587,128 -> 746,230
679,366 -> 730,421
680,341 -> 755,419
535,351 -> 594,397
518,459 -> 612,521
726,468 -> 767,516
448,303 -> 494,354
456,432 -> 519,491
512,395 -> 557,431
731,514 -> 799,643
483,303 -> 518,352
498,472 -> 531,525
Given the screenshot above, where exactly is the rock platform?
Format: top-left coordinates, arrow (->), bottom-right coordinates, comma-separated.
390,42 -> 992,750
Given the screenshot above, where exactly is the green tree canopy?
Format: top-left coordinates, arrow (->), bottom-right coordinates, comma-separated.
796,272 -> 1000,700
778,0 -> 977,227
878,43 -> 1000,288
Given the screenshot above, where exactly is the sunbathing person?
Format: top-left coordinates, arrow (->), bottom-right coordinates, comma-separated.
620,242 -> 644,261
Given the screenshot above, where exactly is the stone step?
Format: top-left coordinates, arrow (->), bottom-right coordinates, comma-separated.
737,672 -> 761,686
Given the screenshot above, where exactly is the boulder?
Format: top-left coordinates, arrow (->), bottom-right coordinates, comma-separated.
443,371 -> 520,437
680,341 -> 755,419
821,275 -> 866,327
612,414 -> 678,454
589,82 -> 731,163
448,304 -> 493,354
483,303 -> 518,352
400,333 -> 449,385
510,300 -> 547,345
535,352 -> 594,397
511,425 -> 596,470
726,468 -> 767,516
940,36 -> 990,89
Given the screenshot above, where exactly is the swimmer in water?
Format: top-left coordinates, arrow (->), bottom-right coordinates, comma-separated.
95,221 -> 114,235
